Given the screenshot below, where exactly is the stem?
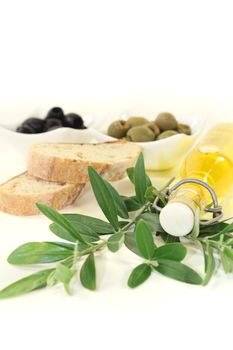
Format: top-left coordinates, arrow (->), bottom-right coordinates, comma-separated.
122,202 -> 150,232
72,242 -> 79,271
79,240 -> 107,256
192,236 -> 230,252
61,240 -> 107,272
61,255 -> 74,267
161,177 -> 176,191
226,238 -> 233,245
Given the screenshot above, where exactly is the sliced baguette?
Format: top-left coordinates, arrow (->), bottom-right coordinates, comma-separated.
0,172 -> 84,216
28,141 -> 141,184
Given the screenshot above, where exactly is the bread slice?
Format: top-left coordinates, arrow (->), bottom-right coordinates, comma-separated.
27,141 -> 141,184
0,172 -> 84,216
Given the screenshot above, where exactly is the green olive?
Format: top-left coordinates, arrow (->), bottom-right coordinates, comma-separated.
127,125 -> 155,142
155,112 -> 178,131
157,130 -> 178,140
177,123 -> 191,135
126,116 -> 149,127
107,120 -> 130,138
145,122 -> 160,137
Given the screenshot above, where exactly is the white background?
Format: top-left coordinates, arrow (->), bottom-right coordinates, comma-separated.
0,0 -> 233,349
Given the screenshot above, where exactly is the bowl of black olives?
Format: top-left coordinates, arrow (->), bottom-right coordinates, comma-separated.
102,112 -> 206,170
0,107 -> 98,156
15,107 -> 89,133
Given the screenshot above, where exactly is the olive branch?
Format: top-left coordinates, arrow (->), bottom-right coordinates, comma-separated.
0,154 -> 233,299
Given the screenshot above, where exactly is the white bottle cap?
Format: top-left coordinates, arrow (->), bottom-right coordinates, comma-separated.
159,202 -> 195,237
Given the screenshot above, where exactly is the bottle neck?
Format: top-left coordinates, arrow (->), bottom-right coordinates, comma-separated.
168,184 -> 205,214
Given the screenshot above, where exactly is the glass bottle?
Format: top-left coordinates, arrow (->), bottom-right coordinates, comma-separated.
159,123 -> 233,236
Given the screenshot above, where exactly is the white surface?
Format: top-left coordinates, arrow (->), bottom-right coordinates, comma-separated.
160,202 -> 195,236
1,0 -> 233,348
1,117 -> 233,350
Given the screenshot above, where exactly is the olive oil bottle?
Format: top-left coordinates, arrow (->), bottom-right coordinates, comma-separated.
160,123 -> 233,236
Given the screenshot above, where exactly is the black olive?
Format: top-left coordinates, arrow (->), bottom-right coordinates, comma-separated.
46,107 -> 65,123
22,117 -> 45,133
16,125 -> 35,134
15,107 -> 86,134
63,113 -> 85,129
44,118 -> 63,132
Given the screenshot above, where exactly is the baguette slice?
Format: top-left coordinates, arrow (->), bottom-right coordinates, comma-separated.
28,141 -> 141,184
0,172 -> 84,216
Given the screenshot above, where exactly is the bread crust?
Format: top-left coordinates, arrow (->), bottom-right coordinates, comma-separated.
27,142 -> 141,184
28,152 -> 110,184
0,174 -> 84,216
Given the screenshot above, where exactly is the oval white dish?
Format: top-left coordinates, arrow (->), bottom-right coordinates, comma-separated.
0,116 -> 93,155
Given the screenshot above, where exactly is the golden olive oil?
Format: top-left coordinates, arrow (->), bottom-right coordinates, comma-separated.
172,123 -> 233,209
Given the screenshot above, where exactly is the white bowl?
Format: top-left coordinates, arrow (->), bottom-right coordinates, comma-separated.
95,114 -> 207,170
0,114 -> 206,170
0,116 -> 93,155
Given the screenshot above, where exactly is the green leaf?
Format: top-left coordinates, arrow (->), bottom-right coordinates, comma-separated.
48,242 -> 75,250
55,263 -> 75,284
153,259 -> 202,285
121,196 -> 142,212
152,243 -> 187,262
64,214 -> 114,235
127,167 -> 135,184
190,208 -> 200,238
137,212 -> 165,234
128,263 -> 151,288
127,167 -> 152,187
145,186 -> 166,205
36,203 -> 87,244
49,224 -> 77,242
88,167 -> 119,230
159,231 -> 180,243
225,237 -> 233,246
104,181 -> 129,219
218,222 -> 233,235
46,271 -> 57,287
124,231 -> 143,257
80,253 -> 96,290
119,220 -> 131,228
7,242 -> 74,265
107,232 -> 125,252
0,269 -> 54,299
77,242 -> 91,252
144,186 -> 157,203
203,222 -> 233,243
199,221 -> 228,237
55,263 -> 75,295
220,247 -> 233,273
135,219 -> 157,259
50,221 -> 100,243
134,153 -> 147,204
202,243 -> 216,286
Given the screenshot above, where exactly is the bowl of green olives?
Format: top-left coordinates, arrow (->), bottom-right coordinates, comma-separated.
100,112 -> 206,170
